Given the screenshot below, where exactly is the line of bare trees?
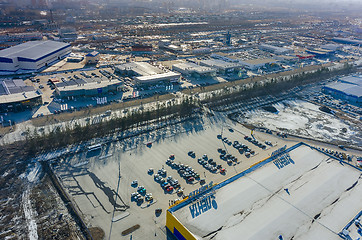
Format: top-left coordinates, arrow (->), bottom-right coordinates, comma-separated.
25,97 -> 198,156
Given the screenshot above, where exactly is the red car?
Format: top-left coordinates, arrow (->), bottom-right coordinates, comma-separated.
147,142 -> 152,147
187,177 -> 195,182
220,169 -> 226,174
169,154 -> 175,160
166,186 -> 174,192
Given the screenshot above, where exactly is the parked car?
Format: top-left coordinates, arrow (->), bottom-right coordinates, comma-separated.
137,186 -> 146,194
187,177 -> 195,182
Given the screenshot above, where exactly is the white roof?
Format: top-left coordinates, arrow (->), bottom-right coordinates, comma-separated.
134,71 -> 180,82
116,62 -> 164,76
56,77 -> 122,92
0,40 -> 70,61
0,90 -> 41,104
324,75 -> 362,98
172,144 -> 362,240
173,62 -> 216,74
200,59 -> 242,70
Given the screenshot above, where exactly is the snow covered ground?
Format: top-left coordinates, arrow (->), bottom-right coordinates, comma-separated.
174,144 -> 362,240
22,187 -> 38,240
241,100 -> 361,146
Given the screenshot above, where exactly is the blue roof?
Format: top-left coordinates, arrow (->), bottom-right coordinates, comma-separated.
0,40 -> 70,61
86,51 -> 99,57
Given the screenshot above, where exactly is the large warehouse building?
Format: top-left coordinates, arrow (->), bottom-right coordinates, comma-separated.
166,143 -> 362,240
323,75 -> 362,105
0,40 -> 71,73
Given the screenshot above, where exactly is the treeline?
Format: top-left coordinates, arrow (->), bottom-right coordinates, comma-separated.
203,64 -> 356,110
25,97 -> 198,156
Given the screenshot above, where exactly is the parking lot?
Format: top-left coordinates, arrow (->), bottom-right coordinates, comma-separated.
52,117 -> 292,239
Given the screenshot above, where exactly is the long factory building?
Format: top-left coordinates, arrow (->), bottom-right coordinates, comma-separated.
0,40 -> 71,73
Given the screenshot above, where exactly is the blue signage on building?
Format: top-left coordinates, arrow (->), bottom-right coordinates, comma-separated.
273,153 -> 295,169
271,145 -> 287,157
189,193 -> 217,218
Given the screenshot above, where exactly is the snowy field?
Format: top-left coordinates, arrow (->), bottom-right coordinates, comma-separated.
240,100 -> 361,146
174,144 -> 362,240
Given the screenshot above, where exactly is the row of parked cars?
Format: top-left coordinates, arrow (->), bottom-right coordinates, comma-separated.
219,135 -> 255,158
244,136 -> 267,149
165,154 -> 201,184
154,172 -> 180,193
217,148 -> 240,163
197,153 -> 226,173
276,132 -> 288,138
317,147 -> 352,161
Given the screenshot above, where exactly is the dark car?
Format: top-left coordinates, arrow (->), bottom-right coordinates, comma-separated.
188,151 -> 195,157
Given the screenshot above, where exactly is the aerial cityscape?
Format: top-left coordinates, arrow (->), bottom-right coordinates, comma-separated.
0,0 -> 361,240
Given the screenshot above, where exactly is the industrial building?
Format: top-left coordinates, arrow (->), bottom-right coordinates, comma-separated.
166,143 -> 362,240
323,75 -> 362,105
131,44 -> 153,52
211,52 -> 239,63
0,40 -> 71,72
259,44 -> 293,55
332,38 -> 362,46
172,62 -> 217,77
67,53 -> 84,63
306,49 -> 335,58
54,76 -> 122,98
239,58 -> 279,70
85,51 -> 100,64
211,52 -> 280,70
199,59 -> 242,74
0,79 -> 42,112
58,27 -> 78,41
115,62 -> 180,84
158,40 -> 183,54
320,44 -> 342,51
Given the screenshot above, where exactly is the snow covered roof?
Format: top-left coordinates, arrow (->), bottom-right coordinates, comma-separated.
116,62 -> 164,76
0,40 -> 70,61
324,75 -> 362,98
173,62 -> 216,74
200,59 -> 242,70
169,143 -> 362,240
